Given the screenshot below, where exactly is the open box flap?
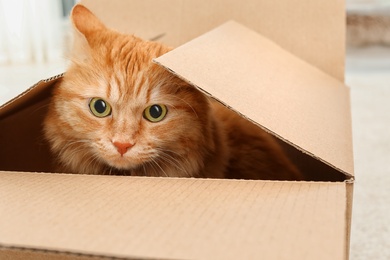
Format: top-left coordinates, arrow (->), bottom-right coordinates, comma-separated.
155,21 -> 354,179
0,172 -> 348,260
81,0 -> 345,80
0,74 -> 62,120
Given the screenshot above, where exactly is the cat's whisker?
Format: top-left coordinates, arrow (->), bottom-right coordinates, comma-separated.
157,156 -> 188,177
57,146 -> 85,163
155,149 -> 190,176
143,164 -> 149,177
86,154 -> 102,174
58,147 -> 81,159
57,140 -> 91,156
58,147 -> 90,167
156,147 -> 193,174
160,152 -> 190,176
150,158 -> 168,177
56,140 -> 102,175
145,161 -> 158,177
77,152 -> 98,174
30,102 -> 52,117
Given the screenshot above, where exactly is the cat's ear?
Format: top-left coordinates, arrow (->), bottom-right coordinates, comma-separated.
69,5 -> 106,61
71,4 -> 106,40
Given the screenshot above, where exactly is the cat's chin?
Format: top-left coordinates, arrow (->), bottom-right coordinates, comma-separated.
104,155 -> 141,171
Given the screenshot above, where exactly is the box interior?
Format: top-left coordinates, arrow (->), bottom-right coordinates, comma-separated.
0,76 -> 347,181
0,22 -> 353,182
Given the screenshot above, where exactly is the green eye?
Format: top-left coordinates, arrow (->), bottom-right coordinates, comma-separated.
89,98 -> 112,118
143,104 -> 167,122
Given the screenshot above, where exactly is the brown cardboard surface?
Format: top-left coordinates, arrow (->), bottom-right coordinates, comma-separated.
0,172 -> 347,260
0,77 -> 61,173
155,21 -> 354,179
345,182 -> 354,260
80,0 -> 345,80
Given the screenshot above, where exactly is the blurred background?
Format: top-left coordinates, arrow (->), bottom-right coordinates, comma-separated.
345,1 -> 390,260
0,0 -> 75,104
0,0 -> 389,259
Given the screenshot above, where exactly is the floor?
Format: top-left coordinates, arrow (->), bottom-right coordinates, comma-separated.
346,46 -> 390,260
0,46 -> 389,259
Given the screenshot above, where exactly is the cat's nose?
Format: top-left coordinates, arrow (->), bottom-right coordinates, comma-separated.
113,142 -> 134,156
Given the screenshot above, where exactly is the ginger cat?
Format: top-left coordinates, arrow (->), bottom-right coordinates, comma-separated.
44,4 -> 302,180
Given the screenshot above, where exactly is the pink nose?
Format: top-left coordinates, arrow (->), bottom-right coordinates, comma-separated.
113,142 -> 134,155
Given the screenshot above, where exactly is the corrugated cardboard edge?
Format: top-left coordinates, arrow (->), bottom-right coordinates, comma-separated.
0,245 -> 167,260
0,74 -> 63,120
345,180 -> 354,260
0,245 -> 132,260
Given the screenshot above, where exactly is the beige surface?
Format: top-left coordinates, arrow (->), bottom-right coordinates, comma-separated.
0,172 -> 347,260
155,21 -> 353,178
346,46 -> 390,260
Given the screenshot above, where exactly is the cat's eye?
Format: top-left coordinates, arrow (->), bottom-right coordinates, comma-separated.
143,104 -> 167,122
89,98 -> 112,118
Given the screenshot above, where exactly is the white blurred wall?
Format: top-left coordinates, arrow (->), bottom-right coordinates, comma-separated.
0,0 -> 74,65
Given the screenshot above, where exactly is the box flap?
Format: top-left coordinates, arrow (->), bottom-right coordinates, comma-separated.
0,74 -> 62,120
0,172 -> 348,260
155,21 -> 354,179
81,0 -> 345,80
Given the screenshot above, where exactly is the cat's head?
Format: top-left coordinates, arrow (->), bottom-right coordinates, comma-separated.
44,5 -> 215,177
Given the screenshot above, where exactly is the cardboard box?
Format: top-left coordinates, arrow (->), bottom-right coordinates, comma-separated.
0,1 -> 353,259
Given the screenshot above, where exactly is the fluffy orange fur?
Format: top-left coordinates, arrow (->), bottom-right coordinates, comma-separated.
44,4 -> 302,180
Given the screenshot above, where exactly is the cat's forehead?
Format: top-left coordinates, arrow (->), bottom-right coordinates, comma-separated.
70,37 -> 172,104
102,68 -> 167,104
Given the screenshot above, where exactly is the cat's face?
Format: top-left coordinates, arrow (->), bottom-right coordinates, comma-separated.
44,5 -> 212,176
